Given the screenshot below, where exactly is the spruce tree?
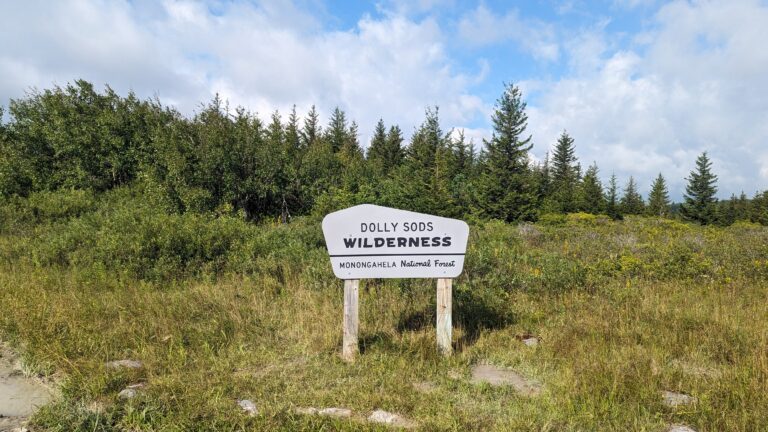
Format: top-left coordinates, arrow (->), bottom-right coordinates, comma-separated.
578,163 -> 604,214
384,125 -> 405,172
476,83 -> 536,222
367,119 -> 388,172
680,152 -> 718,224
646,173 -> 671,217
620,176 -> 645,215
326,107 -> 348,153
551,131 -> 579,213
606,173 -> 622,220
300,105 -> 321,148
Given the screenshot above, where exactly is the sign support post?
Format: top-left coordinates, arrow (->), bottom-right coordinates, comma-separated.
436,278 -> 453,356
342,279 -> 360,362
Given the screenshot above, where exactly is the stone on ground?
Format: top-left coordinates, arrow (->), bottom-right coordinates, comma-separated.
662,391 -> 697,407
118,382 -> 146,399
106,359 -> 143,369
1,347 -> 53,429
318,407 -> 352,418
237,399 -> 258,416
470,364 -> 542,396
118,388 -> 138,399
368,409 -> 414,428
522,337 -> 539,347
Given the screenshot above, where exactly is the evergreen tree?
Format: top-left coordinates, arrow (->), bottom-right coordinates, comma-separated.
550,131 -> 579,213
750,190 -> 768,225
735,191 -> 750,221
620,176 -> 645,215
578,163 -> 604,214
300,105 -> 321,148
384,108 -> 455,216
383,125 -> 405,172
716,194 -> 739,226
326,107 -> 349,153
646,173 -> 671,217
476,83 -> 536,222
605,173 -> 622,220
680,152 -> 718,224
367,119 -> 388,172
285,105 -> 301,151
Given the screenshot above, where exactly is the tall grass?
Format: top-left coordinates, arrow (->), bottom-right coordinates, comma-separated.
0,191 -> 766,430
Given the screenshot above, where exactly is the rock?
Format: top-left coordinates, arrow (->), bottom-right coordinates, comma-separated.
668,425 -> 697,432
662,391 -> 697,407
368,409 -> 413,428
237,399 -> 258,416
470,364 -> 542,396
118,383 -> 145,399
1,359 -> 53,418
118,388 -> 137,399
294,406 -> 319,415
106,359 -> 143,369
318,407 -> 352,418
522,337 -> 539,347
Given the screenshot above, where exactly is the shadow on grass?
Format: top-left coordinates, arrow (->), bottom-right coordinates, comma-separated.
395,288 -> 515,352
359,331 -> 395,354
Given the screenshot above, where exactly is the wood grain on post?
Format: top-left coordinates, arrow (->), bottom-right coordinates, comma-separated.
436,278 -> 453,356
342,279 -> 360,362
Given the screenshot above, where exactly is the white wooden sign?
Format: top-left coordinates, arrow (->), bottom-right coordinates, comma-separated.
322,204 -> 470,279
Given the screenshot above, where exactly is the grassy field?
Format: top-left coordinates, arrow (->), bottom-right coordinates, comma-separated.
0,190 -> 766,431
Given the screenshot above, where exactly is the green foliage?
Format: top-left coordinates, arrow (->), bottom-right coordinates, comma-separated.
2,192 -> 768,430
578,163 -> 605,214
620,176 -> 645,215
681,152 -> 719,224
2,81 -> 159,195
646,173 -> 671,217
605,173 -> 623,220
1,79 -> 767,226
476,83 -> 537,222
551,131 -> 580,213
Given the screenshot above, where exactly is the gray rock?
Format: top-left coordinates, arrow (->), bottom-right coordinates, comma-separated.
106,359 -> 143,369
662,391 -> 697,407
117,388 -> 137,399
237,399 -> 258,416
368,409 -> 413,428
668,425 -> 697,432
522,337 -> 539,347
470,364 -> 542,396
318,407 -> 352,418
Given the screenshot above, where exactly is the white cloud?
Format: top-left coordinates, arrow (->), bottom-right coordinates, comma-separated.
0,0 -> 486,148
457,5 -> 560,62
527,0 -> 768,198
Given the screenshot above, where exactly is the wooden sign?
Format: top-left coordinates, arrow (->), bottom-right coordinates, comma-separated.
322,204 -> 469,279
322,204 -> 470,360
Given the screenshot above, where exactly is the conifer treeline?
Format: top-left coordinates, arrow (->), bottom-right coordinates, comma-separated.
1,79 -> 767,225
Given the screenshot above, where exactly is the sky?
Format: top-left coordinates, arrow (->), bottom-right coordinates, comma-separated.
1,0 -> 767,200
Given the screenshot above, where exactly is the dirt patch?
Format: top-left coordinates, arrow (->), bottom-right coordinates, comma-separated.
0,345 -> 55,430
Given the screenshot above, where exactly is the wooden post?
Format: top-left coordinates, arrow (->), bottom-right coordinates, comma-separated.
342,279 -> 360,361
436,278 -> 453,356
